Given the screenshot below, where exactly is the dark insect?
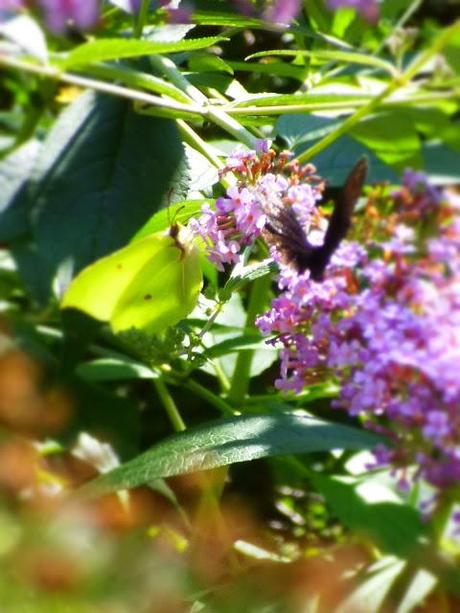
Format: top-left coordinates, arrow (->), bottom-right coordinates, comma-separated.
263,158 -> 368,281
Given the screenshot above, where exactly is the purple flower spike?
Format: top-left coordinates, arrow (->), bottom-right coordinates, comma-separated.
190,141 -> 324,270
264,0 -> 301,24
256,168 -> 460,506
38,0 -> 99,34
231,0 -> 301,24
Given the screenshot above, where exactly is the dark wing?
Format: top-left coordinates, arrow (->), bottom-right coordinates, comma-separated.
322,157 -> 368,257
307,158 -> 368,280
261,158 -> 367,279
263,205 -> 314,271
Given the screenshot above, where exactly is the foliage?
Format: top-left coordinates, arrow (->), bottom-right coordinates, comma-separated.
0,0 -> 459,611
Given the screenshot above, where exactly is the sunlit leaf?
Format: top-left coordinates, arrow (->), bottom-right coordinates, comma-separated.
63,36 -> 228,68
83,412 -> 382,496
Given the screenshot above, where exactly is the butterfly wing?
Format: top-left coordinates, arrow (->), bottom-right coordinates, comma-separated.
322,158 -> 368,257
262,204 -> 314,271
307,158 -> 368,280
62,225 -> 202,333
261,158 -> 367,279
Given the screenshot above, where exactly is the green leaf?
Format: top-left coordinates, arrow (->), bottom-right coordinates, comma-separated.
310,473 -> 426,556
444,34 -> 460,74
62,36 -> 228,68
228,60 -> 306,81
82,412 -> 382,496
351,111 -> 422,169
309,473 -> 460,597
246,49 -> 397,76
76,358 -> 158,382
276,115 -> 399,184
381,0 -> 411,19
196,293 -> 277,379
62,225 -> 203,334
220,258 -> 277,301
276,114 -> 342,149
233,91 -> 370,109
183,144 -> 219,195
26,90 -> 187,299
0,139 -> 40,242
422,141 -> 460,183
188,52 -> 234,75
204,333 -> 277,359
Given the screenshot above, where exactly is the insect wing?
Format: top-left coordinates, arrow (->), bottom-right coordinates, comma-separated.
62,226 -> 203,333
321,158 -> 368,257
111,227 -> 202,333
263,204 -> 313,270
62,234 -> 168,321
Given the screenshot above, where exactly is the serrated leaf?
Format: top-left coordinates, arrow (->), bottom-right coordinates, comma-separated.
192,11 -> 271,29
83,412 -> 382,496
63,36 -> 228,68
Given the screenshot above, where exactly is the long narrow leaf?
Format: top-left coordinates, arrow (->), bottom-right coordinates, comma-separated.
83,412 -> 382,496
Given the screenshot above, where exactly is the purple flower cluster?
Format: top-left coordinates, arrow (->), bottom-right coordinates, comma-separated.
190,141 -> 324,270
327,0 -> 379,23
40,0 -> 99,34
257,171 -> 460,493
232,0 -> 301,24
0,0 -> 99,33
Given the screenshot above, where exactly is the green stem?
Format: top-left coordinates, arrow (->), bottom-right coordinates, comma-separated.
150,55 -> 258,148
176,119 -> 224,170
375,0 -> 423,55
182,378 -> 237,417
431,497 -> 455,546
134,0 -> 150,38
153,378 -> 186,432
82,63 -> 192,103
0,54 -> 203,118
297,84 -> 397,163
197,300 -> 224,340
228,274 -> 272,405
223,90 -> 457,116
210,359 -> 231,393
297,20 -> 460,164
